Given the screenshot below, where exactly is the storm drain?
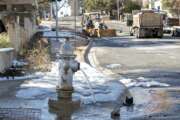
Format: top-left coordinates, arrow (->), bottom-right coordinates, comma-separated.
0,108 -> 41,120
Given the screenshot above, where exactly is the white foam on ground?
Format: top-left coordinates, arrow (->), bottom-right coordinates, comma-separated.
0,75 -> 41,81
16,61 -> 125,104
120,77 -> 170,88
0,48 -> 14,52
43,31 -> 75,38
12,60 -> 28,67
135,45 -> 180,51
106,64 -> 122,69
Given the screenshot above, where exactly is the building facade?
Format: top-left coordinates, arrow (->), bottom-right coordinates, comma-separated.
0,0 -> 38,52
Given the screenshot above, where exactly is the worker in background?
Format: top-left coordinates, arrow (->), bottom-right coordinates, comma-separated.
94,17 -> 108,37
94,16 -> 101,37
85,17 -> 94,29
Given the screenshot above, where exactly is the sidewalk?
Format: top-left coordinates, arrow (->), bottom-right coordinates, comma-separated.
0,31 -> 128,120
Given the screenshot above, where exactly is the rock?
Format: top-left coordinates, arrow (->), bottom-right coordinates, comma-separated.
111,110 -> 120,119
123,96 -> 134,106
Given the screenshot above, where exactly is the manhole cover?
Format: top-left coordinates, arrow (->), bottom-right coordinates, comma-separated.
0,108 -> 41,120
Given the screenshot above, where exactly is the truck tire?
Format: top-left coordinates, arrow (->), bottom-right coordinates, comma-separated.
138,29 -> 145,38
140,29 -> 146,38
135,28 -> 140,38
157,30 -> 163,38
173,30 -> 179,37
130,28 -> 134,36
130,32 -> 134,36
0,27 -> 2,33
158,34 -> 163,38
171,30 -> 175,37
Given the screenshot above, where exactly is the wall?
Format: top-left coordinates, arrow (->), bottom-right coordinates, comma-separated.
7,15 -> 36,52
0,1 -> 37,52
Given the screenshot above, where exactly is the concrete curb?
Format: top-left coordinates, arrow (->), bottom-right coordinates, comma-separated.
84,39 -> 115,76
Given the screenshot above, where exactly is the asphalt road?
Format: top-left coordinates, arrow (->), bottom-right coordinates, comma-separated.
90,35 -> 180,119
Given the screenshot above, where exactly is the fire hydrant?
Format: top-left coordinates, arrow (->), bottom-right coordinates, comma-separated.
57,38 -> 80,99
48,38 -> 81,119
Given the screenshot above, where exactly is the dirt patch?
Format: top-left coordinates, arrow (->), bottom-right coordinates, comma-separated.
148,90 -> 171,113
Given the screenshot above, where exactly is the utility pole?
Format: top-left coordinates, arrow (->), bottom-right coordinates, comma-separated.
50,2 -> 53,20
177,1 -> 180,26
117,0 -> 120,20
178,5 -> 180,25
55,0 -> 58,41
74,0 -> 77,34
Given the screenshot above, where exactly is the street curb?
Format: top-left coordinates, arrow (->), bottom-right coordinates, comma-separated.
84,39 -> 115,76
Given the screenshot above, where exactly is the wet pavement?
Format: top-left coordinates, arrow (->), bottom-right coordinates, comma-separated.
90,35 -> 180,119
0,31 -> 127,120
1,20 -> 180,120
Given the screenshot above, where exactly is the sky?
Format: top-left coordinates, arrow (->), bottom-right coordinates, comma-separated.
57,0 -> 71,17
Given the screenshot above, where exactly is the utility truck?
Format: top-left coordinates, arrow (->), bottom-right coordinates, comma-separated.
130,10 -> 163,38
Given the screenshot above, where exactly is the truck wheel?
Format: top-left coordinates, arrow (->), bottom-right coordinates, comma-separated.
0,27 -> 2,33
135,28 -> 140,38
140,29 -> 146,38
130,28 -> 134,36
157,35 -> 163,38
173,31 -> 177,37
157,30 -> 163,38
138,29 -> 144,38
130,32 -> 133,36
171,30 -> 175,37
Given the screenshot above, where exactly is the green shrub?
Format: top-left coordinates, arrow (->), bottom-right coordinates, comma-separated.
0,33 -> 11,48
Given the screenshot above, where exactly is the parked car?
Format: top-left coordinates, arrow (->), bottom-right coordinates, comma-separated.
163,26 -> 173,34
172,26 -> 180,37
163,18 -> 180,35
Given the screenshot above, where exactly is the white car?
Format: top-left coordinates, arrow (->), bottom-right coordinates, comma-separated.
163,26 -> 173,34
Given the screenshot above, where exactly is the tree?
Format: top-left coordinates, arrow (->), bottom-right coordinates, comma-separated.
162,0 -> 180,17
37,0 -> 67,19
123,0 -> 141,13
83,0 -> 116,12
83,0 -> 141,14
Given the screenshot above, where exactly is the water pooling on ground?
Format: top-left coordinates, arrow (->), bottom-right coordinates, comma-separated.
0,60 -> 170,120
0,60 -> 168,119
1,32 -> 177,119
0,61 -> 127,120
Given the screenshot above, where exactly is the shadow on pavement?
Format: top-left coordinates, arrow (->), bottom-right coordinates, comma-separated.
120,70 -> 180,87
94,37 -> 180,48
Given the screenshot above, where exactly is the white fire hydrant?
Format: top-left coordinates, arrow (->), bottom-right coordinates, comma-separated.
48,38 -> 81,114
57,38 -> 80,98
